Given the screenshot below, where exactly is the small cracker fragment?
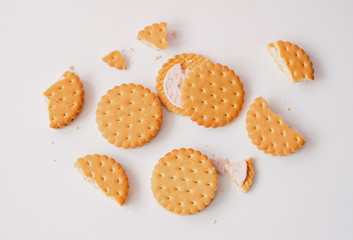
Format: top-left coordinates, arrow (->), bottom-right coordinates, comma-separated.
246,97 -> 305,156
240,158 -> 255,193
96,84 -> 163,148
225,158 -> 254,193
156,53 -> 210,116
181,62 -> 245,128
267,40 -> 314,82
74,154 -> 129,206
102,50 -> 126,70
43,71 -> 84,129
151,148 -> 218,215
137,22 -> 168,50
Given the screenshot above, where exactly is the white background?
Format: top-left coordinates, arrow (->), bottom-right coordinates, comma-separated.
1,0 -> 353,239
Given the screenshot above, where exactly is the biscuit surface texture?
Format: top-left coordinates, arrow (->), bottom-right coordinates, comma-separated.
102,50 -> 126,70
74,154 -> 129,206
246,97 -> 305,156
181,62 -> 245,128
151,148 -> 218,215
156,53 -> 209,115
96,84 -> 163,148
43,71 -> 84,128
137,22 -> 168,49
268,40 -> 314,82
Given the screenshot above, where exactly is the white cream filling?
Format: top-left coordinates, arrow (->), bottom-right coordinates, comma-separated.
210,157 -> 229,175
269,46 -> 288,73
225,160 -> 248,186
163,64 -> 190,108
139,39 -> 160,50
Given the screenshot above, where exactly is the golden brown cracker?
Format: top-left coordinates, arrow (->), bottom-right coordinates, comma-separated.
181,62 -> 245,128
246,97 -> 305,156
102,50 -> 126,70
268,40 -> 314,82
74,154 -> 129,206
151,148 -> 218,215
96,84 -> 163,148
137,22 -> 168,50
156,53 -> 209,116
44,71 -> 84,129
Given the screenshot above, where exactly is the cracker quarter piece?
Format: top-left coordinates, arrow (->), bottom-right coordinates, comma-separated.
43,71 -> 84,129
74,154 -> 129,206
246,97 -> 305,156
102,50 -> 126,70
156,53 -> 210,116
137,22 -> 168,50
151,148 -> 218,215
225,158 -> 254,193
96,84 -> 163,148
181,62 -> 245,128
267,40 -> 314,82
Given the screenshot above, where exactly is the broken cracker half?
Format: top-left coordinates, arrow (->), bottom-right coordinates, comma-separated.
137,22 -> 168,50
43,71 -> 84,129
267,40 -> 314,83
74,154 -> 129,206
246,96 -> 305,156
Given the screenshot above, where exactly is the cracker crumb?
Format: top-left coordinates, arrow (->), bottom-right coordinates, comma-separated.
68,65 -> 74,71
53,160 -> 56,162
212,219 -> 217,224
51,141 -> 54,144
131,61 -> 134,64
76,126 -> 79,130
171,30 -> 177,38
130,47 -> 135,52
288,107 -> 291,111
212,154 -> 215,158
154,55 -> 162,60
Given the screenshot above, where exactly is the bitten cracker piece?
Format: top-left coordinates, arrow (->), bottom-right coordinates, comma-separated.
43,71 -> 84,129
96,84 -> 163,148
151,148 -> 218,215
181,62 -> 245,128
74,154 -> 129,206
267,40 -> 314,82
246,97 -> 305,156
137,22 -> 168,50
102,50 -> 126,70
225,158 -> 254,193
156,53 -> 210,116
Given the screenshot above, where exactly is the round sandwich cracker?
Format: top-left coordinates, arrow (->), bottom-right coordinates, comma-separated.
180,62 -> 245,128
151,148 -> 218,215
96,84 -> 163,148
156,53 -> 209,116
